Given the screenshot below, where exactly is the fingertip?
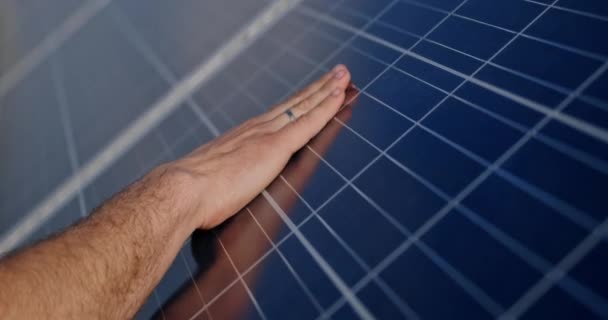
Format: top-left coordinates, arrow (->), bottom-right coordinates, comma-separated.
328,68 -> 351,92
338,64 -> 350,76
324,64 -> 343,79
331,64 -> 350,78
334,69 -> 346,80
333,64 -> 347,72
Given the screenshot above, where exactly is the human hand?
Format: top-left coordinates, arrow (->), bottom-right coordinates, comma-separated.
158,86 -> 359,320
164,65 -> 352,230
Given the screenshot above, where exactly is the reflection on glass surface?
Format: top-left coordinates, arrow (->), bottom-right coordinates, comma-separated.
157,86 -> 359,319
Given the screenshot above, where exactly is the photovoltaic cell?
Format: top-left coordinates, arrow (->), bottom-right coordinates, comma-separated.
0,0 -> 607,319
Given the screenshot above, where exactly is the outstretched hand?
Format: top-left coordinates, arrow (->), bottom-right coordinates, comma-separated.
167,64 -> 352,230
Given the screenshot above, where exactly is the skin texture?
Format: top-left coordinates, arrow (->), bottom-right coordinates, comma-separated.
0,65 -> 351,319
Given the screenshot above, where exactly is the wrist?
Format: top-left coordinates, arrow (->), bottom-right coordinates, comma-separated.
152,162 -> 208,233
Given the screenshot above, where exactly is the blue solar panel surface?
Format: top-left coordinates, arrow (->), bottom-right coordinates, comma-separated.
1,0 -> 607,319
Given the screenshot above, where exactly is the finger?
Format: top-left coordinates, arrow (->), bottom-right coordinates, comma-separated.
267,67 -> 351,130
277,87 -> 346,152
263,64 -> 347,120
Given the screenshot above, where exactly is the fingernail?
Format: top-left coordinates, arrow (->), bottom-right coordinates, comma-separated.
331,88 -> 342,96
334,69 -> 345,79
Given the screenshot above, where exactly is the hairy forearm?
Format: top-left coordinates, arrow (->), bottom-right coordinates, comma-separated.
0,165 -> 198,319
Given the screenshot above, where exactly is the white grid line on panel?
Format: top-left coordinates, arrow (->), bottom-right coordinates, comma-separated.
523,0 -> 608,22
50,59 -> 88,218
178,250 -> 215,320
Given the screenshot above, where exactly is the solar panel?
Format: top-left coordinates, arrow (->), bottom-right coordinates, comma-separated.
1,0 -> 607,319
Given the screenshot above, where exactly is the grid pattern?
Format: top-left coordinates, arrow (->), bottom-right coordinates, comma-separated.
1,0 -> 607,319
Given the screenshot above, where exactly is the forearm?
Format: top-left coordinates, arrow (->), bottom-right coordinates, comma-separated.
0,165 -> 198,319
